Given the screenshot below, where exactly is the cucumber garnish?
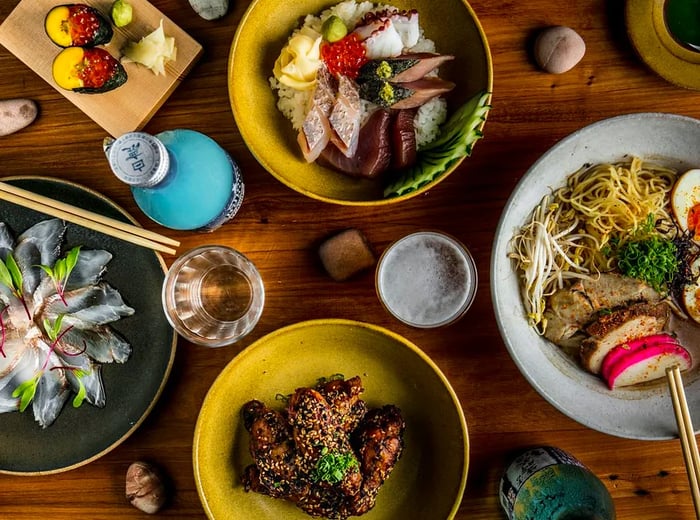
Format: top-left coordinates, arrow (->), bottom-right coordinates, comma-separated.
383,90 -> 491,198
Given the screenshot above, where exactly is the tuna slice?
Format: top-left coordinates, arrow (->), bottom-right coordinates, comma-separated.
391,108 -> 417,170
298,67 -> 336,163
328,75 -> 361,158
579,302 -> 670,374
318,108 -> 392,178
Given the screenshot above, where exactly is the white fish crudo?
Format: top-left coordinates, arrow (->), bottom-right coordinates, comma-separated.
0,219 -> 134,428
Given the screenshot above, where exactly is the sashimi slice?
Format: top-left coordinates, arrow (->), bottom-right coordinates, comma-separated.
41,283 -> 135,329
605,341 -> 692,389
0,222 -> 14,260
31,335 -> 70,428
56,350 -> 105,408
59,326 -> 131,364
328,75 -> 361,158
13,219 -> 66,296
600,333 -> 681,383
33,249 -> 114,307
299,67 -> 335,162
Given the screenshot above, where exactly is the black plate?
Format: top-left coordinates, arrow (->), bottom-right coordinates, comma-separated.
0,177 -> 176,474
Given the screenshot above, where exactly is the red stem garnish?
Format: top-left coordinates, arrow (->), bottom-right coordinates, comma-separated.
0,306 -> 7,358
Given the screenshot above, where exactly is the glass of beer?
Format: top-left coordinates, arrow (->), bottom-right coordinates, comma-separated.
375,231 -> 478,328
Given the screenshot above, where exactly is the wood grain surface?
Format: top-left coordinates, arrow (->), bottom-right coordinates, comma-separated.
1,0 -> 700,518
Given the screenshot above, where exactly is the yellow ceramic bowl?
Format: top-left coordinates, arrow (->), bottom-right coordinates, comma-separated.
193,319 -> 469,519
228,0 -> 493,205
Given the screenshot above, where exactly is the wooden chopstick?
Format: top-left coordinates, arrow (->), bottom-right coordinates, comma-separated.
0,181 -> 179,255
667,365 -> 700,519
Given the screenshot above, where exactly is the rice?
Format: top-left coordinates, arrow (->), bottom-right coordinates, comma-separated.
270,0 -> 447,150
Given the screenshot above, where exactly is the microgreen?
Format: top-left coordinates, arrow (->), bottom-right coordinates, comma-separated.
311,447 -> 359,484
12,315 -> 85,412
0,253 -> 29,319
39,246 -> 81,306
0,305 -> 7,358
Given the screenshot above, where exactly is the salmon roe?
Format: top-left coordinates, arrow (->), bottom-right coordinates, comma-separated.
68,5 -> 103,46
320,33 -> 368,79
79,49 -> 119,88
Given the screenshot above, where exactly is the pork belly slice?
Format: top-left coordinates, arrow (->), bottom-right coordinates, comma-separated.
580,302 -> 671,374
543,273 -> 662,348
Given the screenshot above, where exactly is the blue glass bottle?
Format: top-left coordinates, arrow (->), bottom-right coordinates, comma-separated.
500,446 -> 616,520
105,129 -> 244,231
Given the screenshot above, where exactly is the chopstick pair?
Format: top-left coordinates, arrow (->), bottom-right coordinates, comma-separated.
0,180 -> 179,255
667,365 -> 700,519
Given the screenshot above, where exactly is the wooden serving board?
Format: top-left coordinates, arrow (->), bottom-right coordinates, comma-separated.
0,0 -> 203,137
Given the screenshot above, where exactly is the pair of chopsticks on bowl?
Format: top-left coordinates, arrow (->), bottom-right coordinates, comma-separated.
0,181 -> 179,255
668,365 -> 700,519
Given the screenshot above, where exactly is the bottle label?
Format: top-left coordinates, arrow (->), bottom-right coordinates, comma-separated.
197,157 -> 245,232
500,447 -> 585,519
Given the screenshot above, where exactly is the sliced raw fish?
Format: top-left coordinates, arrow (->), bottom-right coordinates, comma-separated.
358,53 -> 454,83
299,67 -> 335,162
42,283 -> 135,329
0,223 -> 14,260
13,219 -> 66,296
391,108 -> 417,169
389,77 -> 456,109
318,108 -> 392,178
329,75 -> 361,158
33,249 -> 114,306
59,326 -> 131,364
32,338 -> 70,428
56,349 -> 105,407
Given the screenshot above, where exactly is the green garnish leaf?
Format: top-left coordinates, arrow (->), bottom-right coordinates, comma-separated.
311,449 -> 359,484
43,315 -> 65,343
72,373 -> 87,408
384,90 -> 491,198
39,246 -> 81,306
4,253 -> 23,296
617,235 -> 678,292
12,376 -> 39,412
0,258 -> 14,290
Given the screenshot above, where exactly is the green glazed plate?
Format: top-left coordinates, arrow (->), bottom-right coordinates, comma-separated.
193,319 -> 468,519
228,0 -> 493,205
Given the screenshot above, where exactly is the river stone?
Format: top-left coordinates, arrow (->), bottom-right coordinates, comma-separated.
534,26 -> 586,74
188,0 -> 228,20
0,99 -> 38,137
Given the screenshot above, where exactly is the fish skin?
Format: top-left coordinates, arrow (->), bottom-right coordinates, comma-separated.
41,283 -> 135,329
389,53 -> 454,83
59,326 -> 131,364
0,222 -> 14,261
14,219 -> 66,296
329,75 -> 361,158
299,67 -> 335,162
389,77 -> 456,110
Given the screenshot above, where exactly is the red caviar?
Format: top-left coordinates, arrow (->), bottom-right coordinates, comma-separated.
320,33 -> 368,79
67,5 -> 104,46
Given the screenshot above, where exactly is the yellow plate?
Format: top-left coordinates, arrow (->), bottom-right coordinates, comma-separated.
193,319 -> 469,519
228,0 -> 492,205
626,0 -> 700,90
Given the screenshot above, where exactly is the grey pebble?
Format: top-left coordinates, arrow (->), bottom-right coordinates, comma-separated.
534,26 -> 586,74
188,0 -> 229,20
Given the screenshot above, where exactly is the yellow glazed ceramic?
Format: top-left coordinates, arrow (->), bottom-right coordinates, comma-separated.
228,0 -> 493,205
626,0 -> 700,90
193,319 -> 469,519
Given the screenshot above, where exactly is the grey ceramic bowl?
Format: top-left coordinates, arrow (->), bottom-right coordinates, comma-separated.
491,113 -> 700,440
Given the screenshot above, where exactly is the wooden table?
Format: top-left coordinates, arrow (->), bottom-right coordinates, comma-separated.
1,0 -> 699,518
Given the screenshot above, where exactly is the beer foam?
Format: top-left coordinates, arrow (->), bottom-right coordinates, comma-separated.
377,232 -> 476,327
